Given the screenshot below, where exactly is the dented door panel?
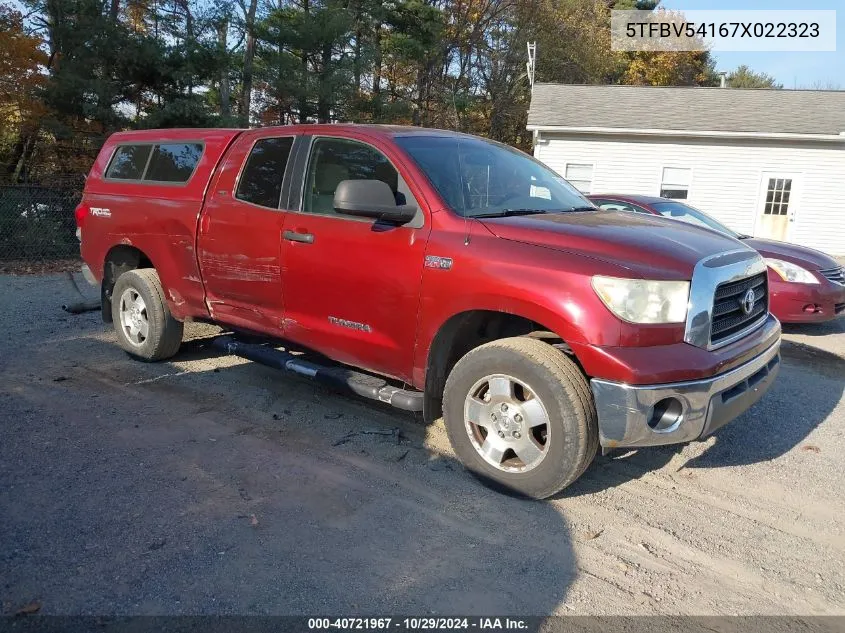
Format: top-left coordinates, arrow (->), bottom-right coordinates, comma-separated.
196,130 -> 296,335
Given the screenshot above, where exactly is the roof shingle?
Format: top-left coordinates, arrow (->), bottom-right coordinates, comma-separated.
527,84 -> 845,136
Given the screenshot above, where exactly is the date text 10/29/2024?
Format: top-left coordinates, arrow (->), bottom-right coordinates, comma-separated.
308,618 -> 531,631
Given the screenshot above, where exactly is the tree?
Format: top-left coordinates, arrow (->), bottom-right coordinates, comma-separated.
0,3 -> 48,180
533,0 -> 626,86
239,0 -> 259,125
617,7 -> 718,87
255,0 -> 356,124
6,0 -> 753,181
727,65 -> 782,89
622,50 -> 717,86
610,0 -> 658,8
803,80 -> 841,90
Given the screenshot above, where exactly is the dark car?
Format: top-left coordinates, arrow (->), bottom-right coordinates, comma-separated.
588,194 -> 845,324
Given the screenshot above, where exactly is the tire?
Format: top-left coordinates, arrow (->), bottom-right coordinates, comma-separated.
442,337 -> 598,499
111,268 -> 183,361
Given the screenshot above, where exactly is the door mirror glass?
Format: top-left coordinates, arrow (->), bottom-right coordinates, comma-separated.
333,180 -> 417,224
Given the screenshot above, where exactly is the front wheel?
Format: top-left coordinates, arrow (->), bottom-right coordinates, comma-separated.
442,337 -> 598,499
111,268 -> 183,361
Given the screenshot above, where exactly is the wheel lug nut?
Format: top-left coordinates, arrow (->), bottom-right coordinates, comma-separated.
513,431 -> 521,439
501,403 -> 508,412
497,431 -> 505,438
514,414 -> 522,423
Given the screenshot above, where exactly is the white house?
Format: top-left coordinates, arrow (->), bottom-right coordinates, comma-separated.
527,84 -> 845,256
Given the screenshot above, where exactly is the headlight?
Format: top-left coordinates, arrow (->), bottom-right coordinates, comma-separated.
592,276 -> 689,324
765,258 -> 819,284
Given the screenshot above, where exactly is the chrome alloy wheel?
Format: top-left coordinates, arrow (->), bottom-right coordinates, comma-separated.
463,373 -> 551,473
118,287 -> 149,347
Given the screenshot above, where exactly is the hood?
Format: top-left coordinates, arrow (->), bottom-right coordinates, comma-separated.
739,237 -> 840,271
479,209 -> 753,279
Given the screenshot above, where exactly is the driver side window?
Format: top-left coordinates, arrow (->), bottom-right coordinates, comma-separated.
303,138 -> 405,216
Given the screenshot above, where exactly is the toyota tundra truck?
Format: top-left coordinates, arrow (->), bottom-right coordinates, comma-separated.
75,125 -> 782,498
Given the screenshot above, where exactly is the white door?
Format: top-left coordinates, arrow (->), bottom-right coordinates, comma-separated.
755,173 -> 799,241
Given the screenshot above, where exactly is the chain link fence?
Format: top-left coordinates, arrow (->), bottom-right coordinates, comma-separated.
0,183 -> 82,261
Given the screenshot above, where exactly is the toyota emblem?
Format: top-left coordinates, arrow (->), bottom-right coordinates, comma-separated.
740,288 -> 756,315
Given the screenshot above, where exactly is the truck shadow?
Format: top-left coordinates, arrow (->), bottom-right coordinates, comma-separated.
172,330 -> 843,503
41,331 -> 579,615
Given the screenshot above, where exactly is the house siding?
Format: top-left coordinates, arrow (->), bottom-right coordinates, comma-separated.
534,133 -> 845,256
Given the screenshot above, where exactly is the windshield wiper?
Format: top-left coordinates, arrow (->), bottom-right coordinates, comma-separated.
470,208 -> 555,218
568,205 -> 597,212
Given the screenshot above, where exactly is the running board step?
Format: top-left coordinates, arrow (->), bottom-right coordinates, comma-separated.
211,336 -> 424,412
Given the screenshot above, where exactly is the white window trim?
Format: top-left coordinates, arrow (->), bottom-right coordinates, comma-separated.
564,162 -> 595,194
658,165 -> 693,200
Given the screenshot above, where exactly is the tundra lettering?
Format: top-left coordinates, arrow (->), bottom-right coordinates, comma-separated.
77,125 -> 781,498
329,316 -> 373,333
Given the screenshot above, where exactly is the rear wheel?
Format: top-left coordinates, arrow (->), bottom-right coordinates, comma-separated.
443,337 -> 598,498
111,268 -> 183,361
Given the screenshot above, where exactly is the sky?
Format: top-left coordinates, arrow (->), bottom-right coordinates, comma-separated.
661,0 -> 844,88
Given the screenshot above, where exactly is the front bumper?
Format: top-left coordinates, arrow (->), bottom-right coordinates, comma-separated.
590,338 -> 781,449
769,277 -> 845,323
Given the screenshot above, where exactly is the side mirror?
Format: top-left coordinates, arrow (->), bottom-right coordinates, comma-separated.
333,180 -> 417,224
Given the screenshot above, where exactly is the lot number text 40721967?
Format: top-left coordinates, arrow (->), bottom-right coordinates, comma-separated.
307,617 -> 531,631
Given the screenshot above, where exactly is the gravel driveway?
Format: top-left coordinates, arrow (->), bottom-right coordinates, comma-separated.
1,273 -> 844,616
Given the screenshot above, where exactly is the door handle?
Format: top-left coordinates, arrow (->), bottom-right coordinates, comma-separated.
283,230 -> 314,244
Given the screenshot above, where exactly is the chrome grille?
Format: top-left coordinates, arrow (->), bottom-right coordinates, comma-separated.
819,266 -> 844,285
710,272 -> 768,345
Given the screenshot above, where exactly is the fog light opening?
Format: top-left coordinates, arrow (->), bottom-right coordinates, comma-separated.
648,397 -> 684,433
803,304 -> 821,314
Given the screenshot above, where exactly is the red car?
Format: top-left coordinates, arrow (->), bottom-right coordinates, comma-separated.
76,126 -> 782,497
588,195 -> 845,324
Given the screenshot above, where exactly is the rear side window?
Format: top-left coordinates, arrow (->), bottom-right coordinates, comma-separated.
236,137 -> 295,209
106,145 -> 152,180
105,142 -> 204,183
144,143 -> 203,182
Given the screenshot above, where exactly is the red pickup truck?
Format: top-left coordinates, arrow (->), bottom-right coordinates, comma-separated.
76,125 -> 782,498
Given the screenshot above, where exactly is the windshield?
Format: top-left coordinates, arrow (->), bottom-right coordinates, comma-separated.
394,135 -> 593,218
651,201 -> 741,239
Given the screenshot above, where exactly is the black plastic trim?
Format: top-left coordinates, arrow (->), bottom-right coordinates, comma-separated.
285,135 -> 313,212
212,336 -> 424,412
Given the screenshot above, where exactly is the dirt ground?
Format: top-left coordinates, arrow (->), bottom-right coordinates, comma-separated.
1,272 -> 844,616
0,259 -> 82,276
